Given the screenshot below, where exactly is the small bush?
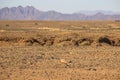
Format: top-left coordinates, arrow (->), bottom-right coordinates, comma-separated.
98,37 -> 111,45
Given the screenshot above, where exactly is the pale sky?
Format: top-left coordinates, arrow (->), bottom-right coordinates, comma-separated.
0,0 -> 120,13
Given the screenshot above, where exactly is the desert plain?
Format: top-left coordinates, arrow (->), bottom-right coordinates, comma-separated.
0,21 -> 120,80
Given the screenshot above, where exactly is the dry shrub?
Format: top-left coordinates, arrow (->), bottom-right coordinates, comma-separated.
35,23 -> 38,25
76,38 -> 93,46
37,37 -> 47,46
97,36 -> 120,46
0,37 -> 9,41
57,41 -> 74,46
54,34 -> 73,45
25,38 -> 40,46
111,38 -> 120,46
1,33 -> 120,47
0,37 -> 24,42
44,38 -> 54,46
98,36 -> 111,45
6,24 -> 9,26
115,20 -> 120,22
36,35 -> 55,46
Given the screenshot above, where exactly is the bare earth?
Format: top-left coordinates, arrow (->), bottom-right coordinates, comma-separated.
0,21 -> 120,80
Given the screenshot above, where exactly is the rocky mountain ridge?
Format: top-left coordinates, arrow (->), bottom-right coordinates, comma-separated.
0,6 -> 120,20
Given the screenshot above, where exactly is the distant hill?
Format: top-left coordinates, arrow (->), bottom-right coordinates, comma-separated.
77,10 -> 120,15
0,6 -> 120,20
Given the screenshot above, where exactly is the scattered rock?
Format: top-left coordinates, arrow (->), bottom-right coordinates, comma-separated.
86,68 -> 97,71
60,59 -> 67,63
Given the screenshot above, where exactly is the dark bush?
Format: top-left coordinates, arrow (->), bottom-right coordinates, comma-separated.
98,37 -> 111,45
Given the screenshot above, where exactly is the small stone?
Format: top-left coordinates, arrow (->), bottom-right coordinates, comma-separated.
60,59 -> 67,63
87,68 -> 97,71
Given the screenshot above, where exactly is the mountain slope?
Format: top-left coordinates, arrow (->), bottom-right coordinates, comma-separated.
0,6 -> 41,20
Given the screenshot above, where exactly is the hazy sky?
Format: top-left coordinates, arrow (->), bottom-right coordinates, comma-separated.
0,0 -> 120,13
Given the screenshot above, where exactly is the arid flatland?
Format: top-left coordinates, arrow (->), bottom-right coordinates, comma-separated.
0,21 -> 120,80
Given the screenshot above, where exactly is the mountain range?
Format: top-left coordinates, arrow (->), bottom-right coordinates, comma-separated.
77,10 -> 120,15
0,6 -> 120,20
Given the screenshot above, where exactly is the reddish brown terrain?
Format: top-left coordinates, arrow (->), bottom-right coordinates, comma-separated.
0,21 -> 120,80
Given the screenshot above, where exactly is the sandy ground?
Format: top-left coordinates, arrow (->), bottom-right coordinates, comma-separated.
0,21 -> 120,80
